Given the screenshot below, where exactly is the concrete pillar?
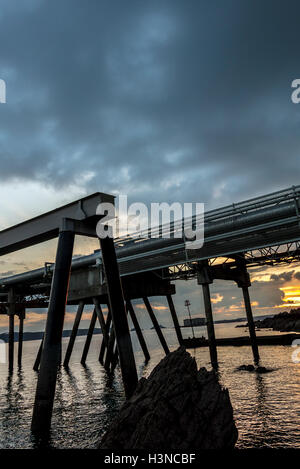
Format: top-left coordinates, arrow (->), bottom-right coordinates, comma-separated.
242,285 -> 260,364
31,229 -> 75,435
81,308 -> 97,366
127,300 -> 150,362
99,236 -> 138,398
166,294 -> 183,346
18,310 -> 25,367
8,289 -> 15,373
64,301 -> 85,367
143,297 -> 169,355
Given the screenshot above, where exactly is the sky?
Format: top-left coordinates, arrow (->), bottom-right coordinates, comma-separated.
1,0 -> 300,332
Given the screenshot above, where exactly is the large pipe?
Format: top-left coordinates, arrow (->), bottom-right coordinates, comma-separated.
1,192 -> 299,288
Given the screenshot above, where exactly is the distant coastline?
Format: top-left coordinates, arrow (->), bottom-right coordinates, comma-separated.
254,308 -> 300,333
0,328 -> 103,343
0,313 -> 277,343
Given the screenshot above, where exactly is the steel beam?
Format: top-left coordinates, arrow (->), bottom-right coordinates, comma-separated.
0,193 -> 113,256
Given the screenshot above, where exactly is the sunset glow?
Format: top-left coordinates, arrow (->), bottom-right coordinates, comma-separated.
280,287 -> 300,305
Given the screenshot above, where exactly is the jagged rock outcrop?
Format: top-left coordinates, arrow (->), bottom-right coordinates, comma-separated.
99,347 -> 238,450
255,308 -> 300,332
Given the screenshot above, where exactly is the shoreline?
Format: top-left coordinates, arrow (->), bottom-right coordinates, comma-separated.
183,333 -> 300,348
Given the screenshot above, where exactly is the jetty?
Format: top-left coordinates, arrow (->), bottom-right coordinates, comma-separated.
0,185 -> 300,436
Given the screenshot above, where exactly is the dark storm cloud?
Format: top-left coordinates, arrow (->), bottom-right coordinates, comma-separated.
270,271 -> 295,283
0,0 -> 300,207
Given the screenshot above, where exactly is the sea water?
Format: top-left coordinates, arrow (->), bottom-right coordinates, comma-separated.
0,322 -> 300,448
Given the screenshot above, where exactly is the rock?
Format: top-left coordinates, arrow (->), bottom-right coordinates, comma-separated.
236,365 -> 255,371
99,347 -> 238,450
255,308 -> 300,333
256,366 -> 274,373
236,364 -> 255,372
236,364 -> 275,373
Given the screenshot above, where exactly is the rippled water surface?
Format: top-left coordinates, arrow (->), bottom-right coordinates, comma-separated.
1,323 -> 300,448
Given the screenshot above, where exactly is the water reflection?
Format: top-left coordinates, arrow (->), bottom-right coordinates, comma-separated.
1,329 -> 300,448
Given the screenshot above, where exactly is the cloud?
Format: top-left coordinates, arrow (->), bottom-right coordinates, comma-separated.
0,0 -> 300,213
294,272 -> 300,281
270,271 -> 295,283
2,1 -> 300,327
211,293 -> 223,304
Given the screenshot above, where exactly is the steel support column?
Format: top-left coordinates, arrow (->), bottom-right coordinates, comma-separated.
235,254 -> 260,365
33,336 -> 44,371
202,282 -> 218,368
8,289 -> 15,373
143,297 -> 169,355
197,261 -> 218,368
242,286 -> 260,364
99,236 -> 138,398
18,310 -> 25,367
104,325 -> 116,371
80,308 -> 97,365
166,294 -> 183,346
64,301 -> 85,367
127,300 -> 150,362
99,309 -> 111,364
31,229 -> 75,434
93,298 -> 109,351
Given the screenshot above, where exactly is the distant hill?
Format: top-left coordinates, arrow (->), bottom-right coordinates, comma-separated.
209,314 -> 274,325
0,328 -> 102,343
255,308 -> 300,333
